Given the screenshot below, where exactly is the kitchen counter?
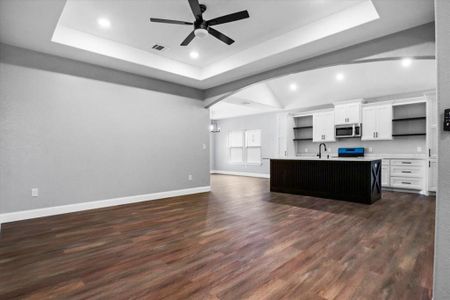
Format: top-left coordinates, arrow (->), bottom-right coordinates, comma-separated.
270,158 -> 382,204
271,156 -> 381,162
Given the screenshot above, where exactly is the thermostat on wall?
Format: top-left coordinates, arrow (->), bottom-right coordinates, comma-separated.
445,109 -> 450,131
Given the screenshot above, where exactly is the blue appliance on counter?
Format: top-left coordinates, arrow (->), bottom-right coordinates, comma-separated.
338,147 -> 365,157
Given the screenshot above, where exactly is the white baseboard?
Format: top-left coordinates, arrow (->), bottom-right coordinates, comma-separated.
0,186 -> 211,227
211,170 -> 270,179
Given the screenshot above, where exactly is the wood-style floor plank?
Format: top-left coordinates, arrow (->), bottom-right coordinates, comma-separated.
0,175 -> 435,299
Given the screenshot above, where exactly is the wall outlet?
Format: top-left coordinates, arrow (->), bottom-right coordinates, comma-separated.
368,147 -> 373,153
304,148 -> 308,153
417,146 -> 422,152
188,174 -> 193,181
31,188 -> 39,197
202,143 -> 207,150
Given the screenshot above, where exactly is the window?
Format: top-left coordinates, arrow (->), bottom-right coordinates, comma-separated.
245,130 -> 261,165
228,130 -> 244,163
228,129 -> 262,165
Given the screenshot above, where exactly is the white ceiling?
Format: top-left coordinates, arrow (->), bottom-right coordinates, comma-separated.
0,0 -> 434,89
210,59 -> 436,119
58,0 -> 360,68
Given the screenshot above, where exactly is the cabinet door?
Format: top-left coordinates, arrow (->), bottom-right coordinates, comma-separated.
376,105 -> 393,140
322,111 -> 336,142
346,103 -> 361,124
382,165 -> 390,187
312,113 -> 323,142
334,105 -> 347,125
361,106 -> 377,140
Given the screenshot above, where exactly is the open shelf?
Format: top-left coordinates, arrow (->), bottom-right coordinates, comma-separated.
293,126 -> 313,130
392,116 -> 426,122
392,133 -> 426,137
392,103 -> 426,138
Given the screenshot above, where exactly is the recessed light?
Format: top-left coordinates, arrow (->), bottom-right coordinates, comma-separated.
289,83 -> 298,91
190,51 -> 199,59
401,57 -> 413,67
97,18 -> 111,29
336,73 -> 345,81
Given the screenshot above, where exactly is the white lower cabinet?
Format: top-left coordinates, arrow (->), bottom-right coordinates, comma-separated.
381,160 -> 390,187
380,158 -> 428,192
390,177 -> 424,190
388,159 -> 425,191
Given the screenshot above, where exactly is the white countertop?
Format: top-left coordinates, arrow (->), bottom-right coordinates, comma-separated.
292,153 -> 428,160
270,156 -> 381,162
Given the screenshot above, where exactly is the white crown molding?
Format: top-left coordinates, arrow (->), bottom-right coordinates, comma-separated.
0,186 -> 211,228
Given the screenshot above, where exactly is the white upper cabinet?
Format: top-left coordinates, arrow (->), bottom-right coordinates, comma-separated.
361,104 -> 393,140
313,111 -> 335,142
376,105 -> 393,140
334,102 -> 362,125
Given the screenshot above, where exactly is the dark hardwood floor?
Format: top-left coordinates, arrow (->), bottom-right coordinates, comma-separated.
0,175 -> 435,299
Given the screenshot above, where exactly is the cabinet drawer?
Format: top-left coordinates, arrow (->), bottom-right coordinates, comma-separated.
390,166 -> 424,178
390,177 -> 423,190
390,159 -> 424,167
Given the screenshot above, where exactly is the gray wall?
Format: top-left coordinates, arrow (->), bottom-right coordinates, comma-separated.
0,63 -> 210,213
212,113 -> 278,174
434,1 -> 450,298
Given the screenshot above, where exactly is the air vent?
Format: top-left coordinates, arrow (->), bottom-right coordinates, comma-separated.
152,44 -> 165,51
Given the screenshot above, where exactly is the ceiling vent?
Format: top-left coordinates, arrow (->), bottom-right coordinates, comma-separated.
152,44 -> 165,51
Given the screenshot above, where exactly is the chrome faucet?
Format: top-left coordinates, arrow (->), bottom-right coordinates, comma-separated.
317,143 -> 327,159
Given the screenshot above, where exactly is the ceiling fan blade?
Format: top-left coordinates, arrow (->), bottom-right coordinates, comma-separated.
207,27 -> 234,45
180,31 -> 196,46
207,10 -> 249,26
150,18 -> 193,25
188,0 -> 203,20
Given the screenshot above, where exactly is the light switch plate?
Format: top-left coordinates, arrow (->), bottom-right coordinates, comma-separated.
31,188 -> 39,197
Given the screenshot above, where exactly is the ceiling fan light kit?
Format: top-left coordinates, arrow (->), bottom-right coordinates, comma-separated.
194,28 -> 208,38
150,0 -> 249,46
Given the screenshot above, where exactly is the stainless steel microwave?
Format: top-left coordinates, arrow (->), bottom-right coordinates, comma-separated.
335,124 -> 361,138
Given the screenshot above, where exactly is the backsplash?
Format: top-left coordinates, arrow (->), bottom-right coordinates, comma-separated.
293,136 -> 427,156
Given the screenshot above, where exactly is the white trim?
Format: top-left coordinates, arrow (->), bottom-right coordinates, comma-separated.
0,186 -> 211,226
211,170 -> 270,178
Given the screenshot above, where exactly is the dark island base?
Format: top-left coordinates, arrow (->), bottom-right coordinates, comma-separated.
270,159 -> 382,204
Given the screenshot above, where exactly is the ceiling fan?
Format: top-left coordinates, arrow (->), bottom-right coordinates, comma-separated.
150,0 -> 249,46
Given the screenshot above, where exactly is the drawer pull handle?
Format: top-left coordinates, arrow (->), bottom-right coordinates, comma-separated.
401,162 -> 412,164
401,171 -> 412,173
401,182 -> 412,184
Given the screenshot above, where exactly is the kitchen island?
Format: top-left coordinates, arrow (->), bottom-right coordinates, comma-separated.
270,157 -> 382,204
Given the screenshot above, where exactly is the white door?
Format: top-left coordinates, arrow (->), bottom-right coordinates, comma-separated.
334,105 -> 347,125
376,105 -> 393,140
361,106 -> 378,140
